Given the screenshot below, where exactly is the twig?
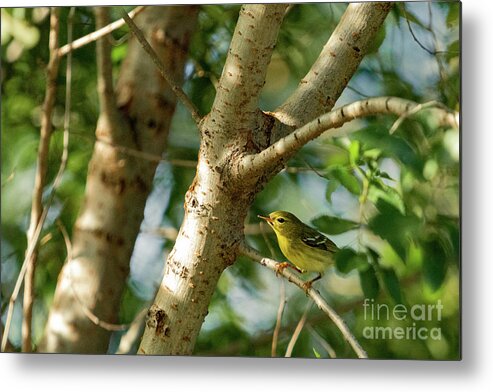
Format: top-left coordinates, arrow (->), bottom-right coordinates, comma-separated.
261,221 -> 286,358
239,243 -> 368,359
115,307 -> 148,354
21,7 -> 61,353
402,5 -> 435,55
120,8 -> 202,127
307,324 -> 337,358
57,222 -> 128,332
271,280 -> 286,357
2,8 -> 73,352
57,6 -> 145,57
389,100 -> 450,134
95,7 -> 117,117
285,301 -> 312,357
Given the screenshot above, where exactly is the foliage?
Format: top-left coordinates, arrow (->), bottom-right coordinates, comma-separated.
1,3 -> 460,359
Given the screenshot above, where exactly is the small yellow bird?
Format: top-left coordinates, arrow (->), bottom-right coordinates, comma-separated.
258,211 -> 339,290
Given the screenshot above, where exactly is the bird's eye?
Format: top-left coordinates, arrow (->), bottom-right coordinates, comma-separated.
277,218 -> 285,223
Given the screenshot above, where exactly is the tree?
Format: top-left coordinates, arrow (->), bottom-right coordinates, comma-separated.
1,2 -> 460,359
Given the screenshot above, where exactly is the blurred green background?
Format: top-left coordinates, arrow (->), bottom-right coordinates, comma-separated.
1,2 -> 460,358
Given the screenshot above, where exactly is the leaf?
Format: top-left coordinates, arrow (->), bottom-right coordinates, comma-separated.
328,166 -> 361,195
325,180 -> 339,203
367,198 -> 422,262
352,126 -> 423,176
446,4 -> 460,28
381,268 -> 402,303
335,248 -> 368,274
312,215 -> 359,235
348,140 -> 360,165
422,237 -> 448,291
313,347 -> 321,358
375,170 -> 395,181
359,266 -> 380,299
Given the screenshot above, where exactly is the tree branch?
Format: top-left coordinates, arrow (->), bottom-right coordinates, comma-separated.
21,7 -> 61,353
57,6 -> 145,57
239,243 -> 368,359
95,7 -> 118,119
239,96 -> 459,177
204,4 -> 288,137
120,8 -> 202,126
274,2 -> 393,131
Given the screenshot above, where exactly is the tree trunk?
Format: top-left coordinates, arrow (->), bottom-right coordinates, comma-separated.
39,6 -> 198,353
139,2 -> 392,355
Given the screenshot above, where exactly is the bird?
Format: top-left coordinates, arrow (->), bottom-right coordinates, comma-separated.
258,210 -> 339,291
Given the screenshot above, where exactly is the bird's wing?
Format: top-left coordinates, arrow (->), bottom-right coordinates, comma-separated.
301,229 -> 339,253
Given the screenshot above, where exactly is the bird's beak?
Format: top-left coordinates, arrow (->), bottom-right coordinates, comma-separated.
258,214 -> 274,224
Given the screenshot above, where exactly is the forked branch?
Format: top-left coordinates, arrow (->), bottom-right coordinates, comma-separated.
239,96 -> 459,178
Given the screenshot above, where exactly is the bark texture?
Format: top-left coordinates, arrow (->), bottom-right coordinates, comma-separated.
138,4 -> 289,355
39,6 -> 198,353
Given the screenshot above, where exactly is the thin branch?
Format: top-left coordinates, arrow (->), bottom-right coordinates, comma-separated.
3,8 -> 73,352
239,243 -> 368,359
57,6 -> 145,57
271,280 -> 286,357
239,96 -> 459,178
261,221 -> 286,358
402,4 -> 435,56
120,8 -> 202,126
285,301 -> 312,358
388,100 -> 448,134
21,7 -> 61,353
307,324 -> 337,358
95,7 -> 117,117
115,307 -> 148,354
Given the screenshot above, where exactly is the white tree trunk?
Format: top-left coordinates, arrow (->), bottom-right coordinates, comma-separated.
139,3 -> 393,356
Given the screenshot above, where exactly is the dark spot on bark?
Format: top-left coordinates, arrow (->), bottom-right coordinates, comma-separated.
147,119 -> 157,129
385,97 -> 391,111
352,46 -> 361,53
147,305 -> 170,339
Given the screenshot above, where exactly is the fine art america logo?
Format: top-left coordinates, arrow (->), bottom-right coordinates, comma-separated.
362,299 -> 443,341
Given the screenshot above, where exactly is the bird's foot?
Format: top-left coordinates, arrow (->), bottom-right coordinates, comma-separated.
275,262 -> 302,276
302,280 -> 314,295
302,273 -> 322,295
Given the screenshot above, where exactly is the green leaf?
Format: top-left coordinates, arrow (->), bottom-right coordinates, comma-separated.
375,170 -> 395,181
367,198 -> 421,262
422,237 -> 448,291
335,248 -> 368,274
381,268 -> 402,303
446,4 -> 460,28
359,266 -> 380,299
325,180 -> 339,203
328,166 -> 361,195
348,140 -> 360,165
446,39 -> 459,61
312,215 -> 359,235
352,126 -> 423,176
313,347 -> 321,358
